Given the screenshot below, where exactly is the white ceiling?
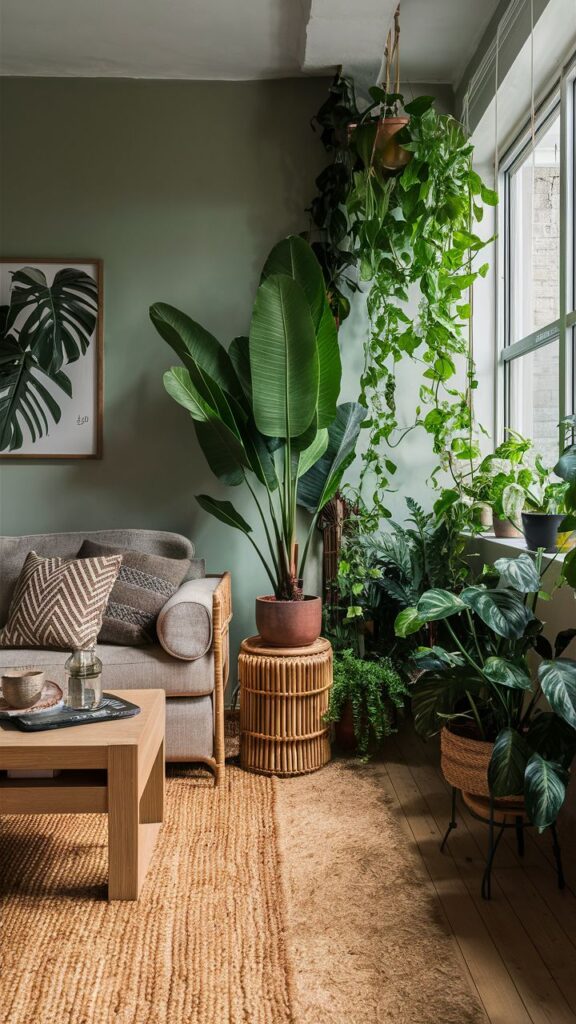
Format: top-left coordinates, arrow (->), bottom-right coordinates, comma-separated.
0,0 -> 501,86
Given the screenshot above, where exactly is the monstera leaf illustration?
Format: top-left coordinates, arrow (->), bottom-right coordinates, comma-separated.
0,266 -> 96,452
6,267 -> 98,374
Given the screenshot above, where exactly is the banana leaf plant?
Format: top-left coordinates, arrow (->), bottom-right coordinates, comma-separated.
150,236 -> 365,600
395,551 -> 576,830
0,267 -> 98,451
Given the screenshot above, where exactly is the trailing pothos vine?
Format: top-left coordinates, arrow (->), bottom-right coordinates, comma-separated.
307,75 -> 498,521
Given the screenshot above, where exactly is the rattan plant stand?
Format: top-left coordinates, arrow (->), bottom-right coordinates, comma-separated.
239,635 -> 332,776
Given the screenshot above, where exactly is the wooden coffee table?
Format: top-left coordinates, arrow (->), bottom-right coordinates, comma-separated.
0,688 -> 165,901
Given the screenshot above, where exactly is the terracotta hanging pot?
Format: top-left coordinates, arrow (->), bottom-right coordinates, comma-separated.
255,595 -> 322,648
349,116 -> 412,175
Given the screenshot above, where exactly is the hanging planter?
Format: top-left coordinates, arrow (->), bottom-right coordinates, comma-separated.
348,7 -> 412,177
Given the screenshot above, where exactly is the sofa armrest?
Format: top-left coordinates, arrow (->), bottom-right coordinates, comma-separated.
157,577 -> 221,661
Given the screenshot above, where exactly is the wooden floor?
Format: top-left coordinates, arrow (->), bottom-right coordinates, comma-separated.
382,725 -> 576,1024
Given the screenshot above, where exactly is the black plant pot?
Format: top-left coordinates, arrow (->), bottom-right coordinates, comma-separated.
521,512 -> 565,553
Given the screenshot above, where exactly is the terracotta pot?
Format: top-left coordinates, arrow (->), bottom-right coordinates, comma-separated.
349,116 -> 411,174
255,595 -> 322,648
334,700 -> 357,752
492,514 -> 522,539
374,116 -> 411,171
440,726 -> 523,806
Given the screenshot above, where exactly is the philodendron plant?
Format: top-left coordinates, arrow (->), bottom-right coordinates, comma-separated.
150,236 -> 365,600
395,552 -> 576,830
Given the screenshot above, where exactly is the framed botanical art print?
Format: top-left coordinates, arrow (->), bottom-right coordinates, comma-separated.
0,258 -> 103,459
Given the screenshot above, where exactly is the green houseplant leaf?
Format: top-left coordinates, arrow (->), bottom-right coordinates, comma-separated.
538,659 -> 576,729
524,753 -> 566,831
488,728 -> 530,797
416,589 -> 465,622
483,657 -> 532,690
262,235 -> 325,328
7,267 -> 97,375
195,494 -> 253,534
297,402 -> 365,513
394,606 -> 424,638
460,587 -> 533,639
494,553 -> 540,593
150,303 -> 243,401
249,274 -> 318,439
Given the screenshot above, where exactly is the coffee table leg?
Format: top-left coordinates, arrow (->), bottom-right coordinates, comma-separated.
108,744 -> 140,901
141,739 -> 164,824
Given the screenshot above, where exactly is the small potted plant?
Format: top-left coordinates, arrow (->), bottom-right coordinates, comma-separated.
151,235 -> 364,647
395,551 -> 576,830
471,431 -> 533,538
519,455 -> 569,553
325,649 -> 408,758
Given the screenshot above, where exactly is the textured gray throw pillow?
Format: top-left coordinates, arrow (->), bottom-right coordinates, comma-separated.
77,540 -> 191,646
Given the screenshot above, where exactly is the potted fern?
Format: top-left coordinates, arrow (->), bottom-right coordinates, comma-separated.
326,649 -> 408,758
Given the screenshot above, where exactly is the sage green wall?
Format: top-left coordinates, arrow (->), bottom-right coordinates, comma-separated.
0,77 -> 330,679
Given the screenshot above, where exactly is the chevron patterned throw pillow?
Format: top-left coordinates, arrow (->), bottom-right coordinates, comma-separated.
0,551 -> 122,650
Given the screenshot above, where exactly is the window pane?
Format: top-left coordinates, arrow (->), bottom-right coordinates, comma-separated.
508,339 -> 559,464
509,114 -> 561,344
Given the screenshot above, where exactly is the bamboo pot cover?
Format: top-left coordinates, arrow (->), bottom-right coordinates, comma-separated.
441,727 -> 522,804
239,635 -> 332,777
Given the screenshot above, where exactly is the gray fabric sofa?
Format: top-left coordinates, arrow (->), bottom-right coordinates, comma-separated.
0,529 -> 232,782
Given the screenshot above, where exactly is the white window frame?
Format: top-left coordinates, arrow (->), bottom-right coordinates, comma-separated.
497,51 -> 576,454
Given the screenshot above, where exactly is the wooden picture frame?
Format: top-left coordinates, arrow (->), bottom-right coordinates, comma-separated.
0,258 -> 103,460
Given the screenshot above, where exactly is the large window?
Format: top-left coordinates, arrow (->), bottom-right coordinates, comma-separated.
501,56 -> 576,465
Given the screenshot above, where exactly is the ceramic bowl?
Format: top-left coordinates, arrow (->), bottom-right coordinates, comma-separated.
1,669 -> 45,709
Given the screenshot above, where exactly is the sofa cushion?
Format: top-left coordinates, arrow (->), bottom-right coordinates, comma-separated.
78,539 -> 191,646
157,577 -> 220,661
0,551 -> 122,651
0,530 -> 197,628
0,643 -> 215,696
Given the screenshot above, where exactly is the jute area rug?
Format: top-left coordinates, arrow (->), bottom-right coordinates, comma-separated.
1,754 -> 485,1024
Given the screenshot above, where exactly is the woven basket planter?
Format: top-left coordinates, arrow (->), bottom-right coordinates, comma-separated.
440,726 -> 523,805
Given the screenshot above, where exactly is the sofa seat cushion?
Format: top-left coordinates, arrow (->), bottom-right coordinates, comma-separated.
0,643 -> 214,696
78,539 -> 191,646
0,551 -> 122,651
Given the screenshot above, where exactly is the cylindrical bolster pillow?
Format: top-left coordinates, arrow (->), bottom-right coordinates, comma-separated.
157,578 -> 219,661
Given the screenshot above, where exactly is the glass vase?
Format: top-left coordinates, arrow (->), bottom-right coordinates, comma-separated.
65,647 -> 103,710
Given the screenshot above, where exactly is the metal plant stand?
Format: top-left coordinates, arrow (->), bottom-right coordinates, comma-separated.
440,787 -> 566,900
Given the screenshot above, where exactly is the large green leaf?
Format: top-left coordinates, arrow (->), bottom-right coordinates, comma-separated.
555,446 -> 576,483
460,586 -> 533,639
297,402 -> 365,514
0,338 -> 69,452
394,607 -> 424,638
526,712 -> 576,770
488,728 -> 529,797
249,274 -> 318,439
416,589 -> 465,622
411,669 -> 481,739
7,267 -> 97,374
315,301 -> 341,428
195,495 -> 253,534
524,753 -> 566,830
483,657 -> 532,690
298,429 -> 329,478
501,483 -> 524,522
228,336 -> 252,402
164,367 -> 248,483
494,553 -> 540,593
150,303 -> 243,401
261,235 -> 325,328
538,659 -> 576,729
